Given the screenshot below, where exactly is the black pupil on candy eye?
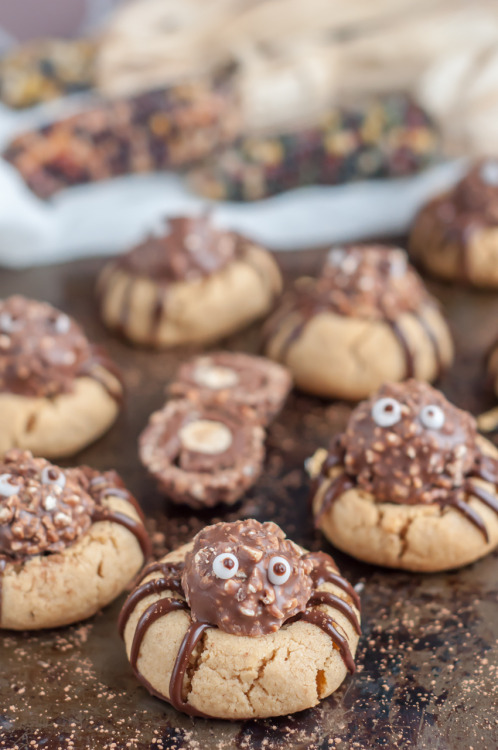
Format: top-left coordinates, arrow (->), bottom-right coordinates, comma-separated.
384,404 -> 393,412
47,469 -> 59,481
273,562 -> 286,577
223,557 -> 235,570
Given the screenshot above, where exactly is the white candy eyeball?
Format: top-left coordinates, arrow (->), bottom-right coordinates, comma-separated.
41,466 -> 66,490
0,473 -> 19,497
420,404 -> 445,430
54,314 -> 71,335
0,313 -> 20,334
212,552 -> 239,579
268,556 -> 291,585
371,397 -> 402,427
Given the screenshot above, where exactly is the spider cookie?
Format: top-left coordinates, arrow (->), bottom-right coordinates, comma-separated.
0,296 -> 123,458
410,160 -> 498,287
309,380 -> 498,572
139,399 -> 265,508
168,351 -> 292,425
0,449 -> 150,630
97,215 -> 282,348
264,245 -> 453,401
119,519 -> 360,719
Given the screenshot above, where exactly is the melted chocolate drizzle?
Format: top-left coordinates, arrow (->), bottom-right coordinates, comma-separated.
130,597 -> 187,672
315,474 -> 355,528
169,621 -> 212,717
300,609 -> 356,674
91,507 -> 152,558
118,563 -> 184,637
415,314 -> 444,380
307,591 -> 361,634
386,319 -> 415,378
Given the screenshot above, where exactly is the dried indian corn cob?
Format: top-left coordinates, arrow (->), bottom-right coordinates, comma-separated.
0,38 -> 96,110
3,78 -> 240,199
188,95 -> 440,201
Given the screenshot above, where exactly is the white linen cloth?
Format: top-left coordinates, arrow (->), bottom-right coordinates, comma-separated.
0,95 -> 465,268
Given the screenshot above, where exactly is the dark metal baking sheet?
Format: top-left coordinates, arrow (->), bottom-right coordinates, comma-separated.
0,252 -> 496,750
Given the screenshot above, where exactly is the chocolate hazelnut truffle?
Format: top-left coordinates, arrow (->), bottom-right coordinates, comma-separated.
0,449 -> 150,629
264,245 -> 453,401
309,380 -> 498,572
410,159 -> 498,287
119,520 -> 360,719
0,295 -> 123,458
139,399 -> 265,508
168,351 -> 292,425
97,214 -> 282,348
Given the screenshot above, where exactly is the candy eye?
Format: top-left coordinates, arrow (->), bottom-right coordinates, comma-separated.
41,466 -> 66,490
212,552 -> 239,579
0,313 -> 21,334
0,473 -> 19,497
54,314 -> 71,335
371,397 -> 402,427
420,404 -> 445,430
268,556 -> 291,585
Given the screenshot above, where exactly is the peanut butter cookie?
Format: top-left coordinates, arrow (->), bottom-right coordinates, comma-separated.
0,450 -> 150,630
410,160 -> 498,287
265,245 -> 453,400
98,215 -> 282,348
0,296 -> 123,458
119,520 -> 360,719
309,380 -> 498,572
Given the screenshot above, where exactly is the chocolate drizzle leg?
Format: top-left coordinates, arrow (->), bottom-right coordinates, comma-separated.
118,561 -> 185,637
314,474 -> 355,528
168,621 -> 212,717
385,318 -> 415,379
117,276 -> 135,339
305,551 -> 361,611
307,591 -> 361,634
299,608 -> 356,674
130,597 -> 187,673
92,507 -> 152,558
450,494 -> 489,542
414,312 -> 443,380
118,575 -> 184,637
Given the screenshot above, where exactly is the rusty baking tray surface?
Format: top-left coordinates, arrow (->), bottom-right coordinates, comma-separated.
0,253 -> 496,750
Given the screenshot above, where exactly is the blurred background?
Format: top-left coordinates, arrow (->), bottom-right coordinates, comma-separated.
0,0 -> 495,266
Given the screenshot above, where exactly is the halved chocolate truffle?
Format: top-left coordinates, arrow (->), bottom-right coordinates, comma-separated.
139,399 -> 265,508
168,351 -> 291,425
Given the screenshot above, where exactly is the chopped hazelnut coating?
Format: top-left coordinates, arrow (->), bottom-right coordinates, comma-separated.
343,380 -> 477,504
0,450 -> 94,558
182,519 -> 314,637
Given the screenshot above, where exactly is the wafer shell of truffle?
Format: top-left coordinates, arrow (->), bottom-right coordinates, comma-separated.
168,351 -> 291,425
139,399 -> 265,508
